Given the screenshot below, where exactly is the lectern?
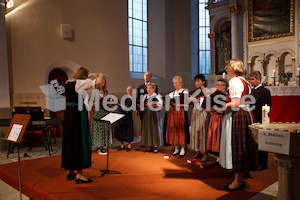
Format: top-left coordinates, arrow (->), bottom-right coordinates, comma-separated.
1,114 -> 31,200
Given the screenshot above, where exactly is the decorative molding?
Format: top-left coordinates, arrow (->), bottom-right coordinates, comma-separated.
228,4 -> 242,15
248,52 -> 264,61
264,50 -> 280,58
208,32 -> 218,41
207,0 -> 214,5
279,48 -> 296,57
248,39 -> 296,47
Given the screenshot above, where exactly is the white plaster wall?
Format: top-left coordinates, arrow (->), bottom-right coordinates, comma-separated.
5,0 -> 189,108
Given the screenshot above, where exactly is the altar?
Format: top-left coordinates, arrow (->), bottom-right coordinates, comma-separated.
266,86 -> 300,123
249,123 -> 300,200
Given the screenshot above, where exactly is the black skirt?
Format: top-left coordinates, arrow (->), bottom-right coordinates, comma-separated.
61,105 -> 91,170
114,111 -> 134,143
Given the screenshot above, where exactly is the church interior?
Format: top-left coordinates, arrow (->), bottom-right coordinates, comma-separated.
0,0 -> 300,199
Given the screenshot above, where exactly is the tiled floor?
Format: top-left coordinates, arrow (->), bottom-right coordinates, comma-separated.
0,136 -> 278,200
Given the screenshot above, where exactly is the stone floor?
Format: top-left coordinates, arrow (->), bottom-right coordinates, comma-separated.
0,136 -> 278,200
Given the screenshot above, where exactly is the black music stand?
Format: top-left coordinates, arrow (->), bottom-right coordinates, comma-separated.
1,114 -> 31,200
94,113 -> 124,177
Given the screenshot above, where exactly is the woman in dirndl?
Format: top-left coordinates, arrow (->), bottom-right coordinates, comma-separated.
188,74 -> 210,161
222,59 -> 258,190
62,67 -> 107,184
206,78 -> 227,165
114,86 -> 134,151
166,76 -> 189,157
141,83 -> 164,153
91,79 -> 111,155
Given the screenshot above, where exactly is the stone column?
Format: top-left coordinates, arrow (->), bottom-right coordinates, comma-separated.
273,154 -> 300,200
208,32 -> 218,74
228,4 -> 242,59
0,0 -> 10,108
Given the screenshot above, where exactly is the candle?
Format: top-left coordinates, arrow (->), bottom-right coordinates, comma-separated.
262,104 -> 270,124
222,72 -> 226,79
273,69 -> 276,77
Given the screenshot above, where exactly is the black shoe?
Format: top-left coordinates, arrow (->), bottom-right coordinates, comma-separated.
126,148 -> 131,151
153,149 -> 159,153
172,150 -> 180,156
257,166 -> 268,171
145,148 -> 154,152
212,161 -> 219,166
244,172 -> 252,179
67,173 -> 76,180
224,181 -> 246,191
75,177 -> 93,184
117,146 -> 125,151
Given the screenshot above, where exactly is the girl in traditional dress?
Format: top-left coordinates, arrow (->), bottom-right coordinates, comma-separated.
91,79 -> 111,155
141,83 -> 164,153
206,78 -> 227,165
115,86 -> 134,151
222,59 -> 258,190
166,76 -> 189,157
188,74 -> 210,161
62,67 -> 107,184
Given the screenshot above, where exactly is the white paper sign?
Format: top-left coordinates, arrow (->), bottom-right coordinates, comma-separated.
7,124 -> 23,142
101,113 -> 125,124
258,129 -> 290,155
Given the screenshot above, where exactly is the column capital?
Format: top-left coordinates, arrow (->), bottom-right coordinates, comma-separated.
207,0 -> 214,5
208,32 -> 218,41
228,4 -> 242,16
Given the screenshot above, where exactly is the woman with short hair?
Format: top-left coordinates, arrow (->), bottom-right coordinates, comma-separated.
166,76 -> 189,157
141,83 -> 164,153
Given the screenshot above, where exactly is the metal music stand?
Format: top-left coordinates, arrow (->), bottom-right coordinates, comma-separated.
94,113 -> 124,177
1,114 -> 31,200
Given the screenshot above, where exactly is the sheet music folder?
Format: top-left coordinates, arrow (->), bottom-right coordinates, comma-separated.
1,114 -> 31,144
101,113 -> 124,124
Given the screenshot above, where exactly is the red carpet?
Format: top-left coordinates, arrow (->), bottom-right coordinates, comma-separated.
0,144 -> 277,200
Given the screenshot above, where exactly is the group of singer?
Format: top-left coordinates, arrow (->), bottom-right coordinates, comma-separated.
61,59 -> 271,191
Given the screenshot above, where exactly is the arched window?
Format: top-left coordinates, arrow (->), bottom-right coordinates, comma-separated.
199,0 -> 210,75
128,0 -> 148,73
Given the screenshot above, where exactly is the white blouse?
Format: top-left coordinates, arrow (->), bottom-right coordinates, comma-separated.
144,93 -> 163,107
229,77 -> 251,99
75,79 -> 96,93
168,88 -> 189,98
66,78 -> 96,110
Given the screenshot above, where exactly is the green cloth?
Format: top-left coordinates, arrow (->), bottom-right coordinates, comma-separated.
80,105 -> 91,168
66,102 -> 78,106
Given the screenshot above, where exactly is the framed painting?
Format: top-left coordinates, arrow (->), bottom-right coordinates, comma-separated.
248,0 -> 295,42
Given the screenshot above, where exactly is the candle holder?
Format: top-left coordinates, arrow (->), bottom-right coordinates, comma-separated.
271,77 -> 276,86
297,75 -> 300,86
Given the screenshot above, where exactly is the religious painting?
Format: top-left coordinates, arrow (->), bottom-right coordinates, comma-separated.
248,0 -> 295,42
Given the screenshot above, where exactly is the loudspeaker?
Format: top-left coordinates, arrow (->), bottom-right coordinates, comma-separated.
61,24 -> 72,39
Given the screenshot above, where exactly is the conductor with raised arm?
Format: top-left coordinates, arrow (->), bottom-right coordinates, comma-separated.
62,67 -> 108,184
